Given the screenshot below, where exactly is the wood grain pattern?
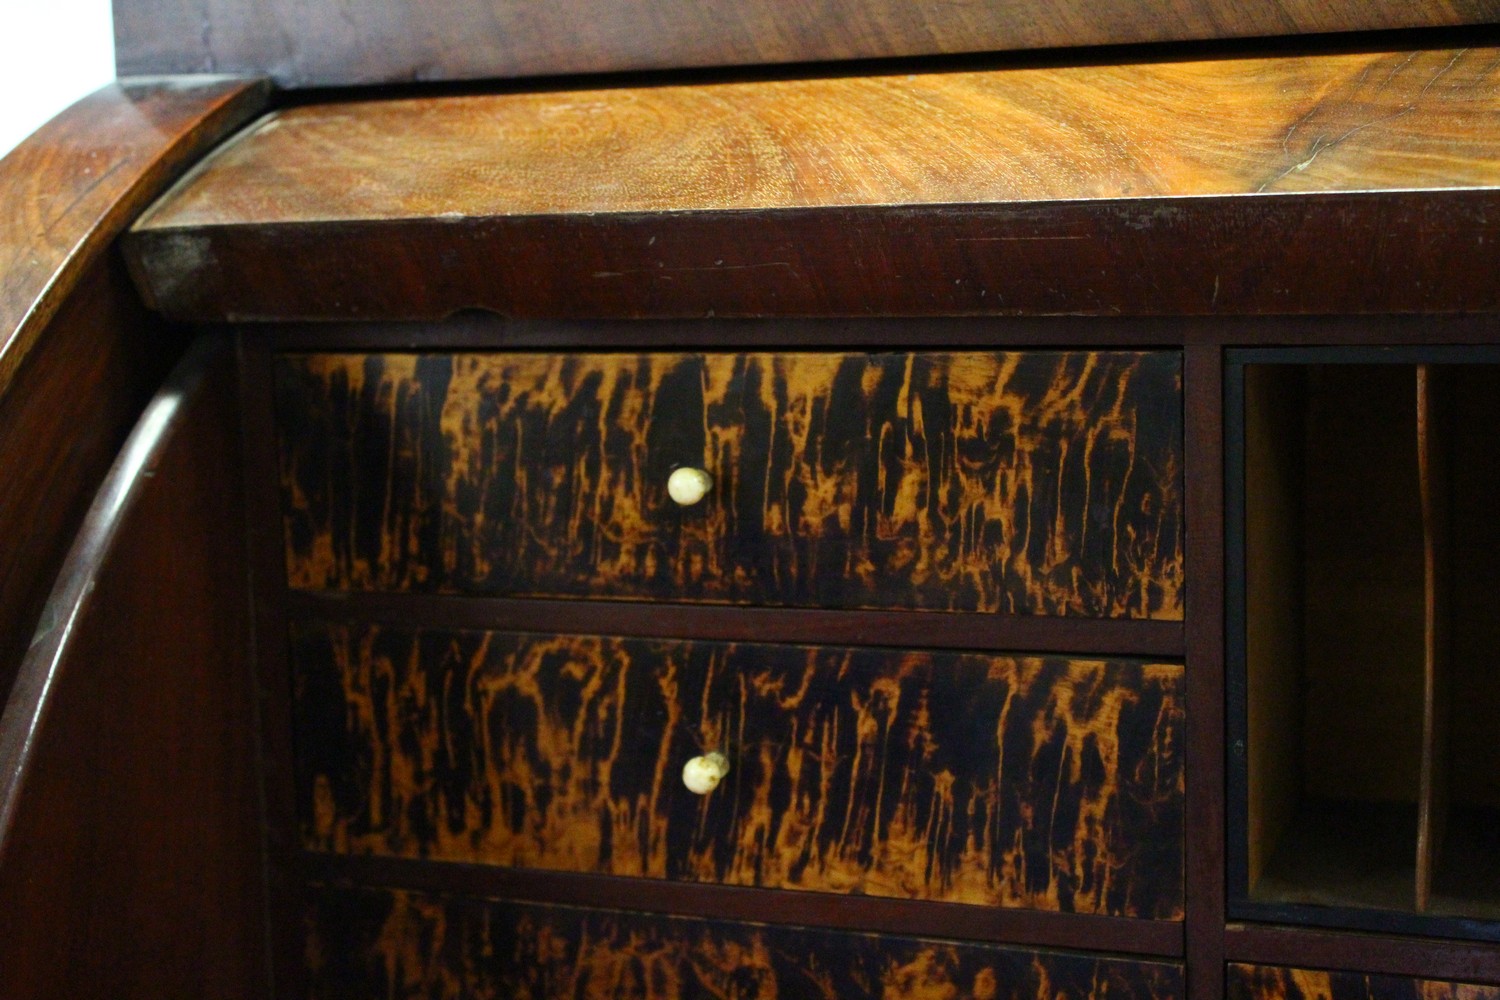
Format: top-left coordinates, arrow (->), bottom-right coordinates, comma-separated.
0,260 -> 178,706
123,45 -> 1500,321
292,623 -> 1185,919
305,887 -> 1188,999
114,0 -> 1500,88
129,46 -> 1500,226
0,75 -> 266,395
1228,964 -> 1500,1000
0,79 -> 267,701
0,339 -> 266,998
276,351 -> 1183,619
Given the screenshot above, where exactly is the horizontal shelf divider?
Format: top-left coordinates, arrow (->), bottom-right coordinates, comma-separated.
298,851 -> 1185,959
260,314 -> 1500,355
285,590 -> 1185,658
1225,922 -> 1500,985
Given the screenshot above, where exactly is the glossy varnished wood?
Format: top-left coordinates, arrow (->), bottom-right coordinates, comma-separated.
0,76 -> 267,393
304,887 -> 1187,999
292,623 -> 1185,918
0,261 -> 178,705
275,351 -> 1184,618
1228,964 -> 1500,1000
0,339 -> 266,998
124,45 -> 1500,320
134,47 -> 1500,220
114,0 -> 1500,88
0,77 -> 267,701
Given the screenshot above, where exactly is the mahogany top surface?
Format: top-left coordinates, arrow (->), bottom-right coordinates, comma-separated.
113,0 -> 1500,89
136,44 -> 1500,232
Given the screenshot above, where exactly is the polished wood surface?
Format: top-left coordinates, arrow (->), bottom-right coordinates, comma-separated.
114,0 -> 1500,88
0,79 -> 268,702
275,351 -> 1184,618
136,46 -> 1500,222
0,261 -> 177,705
0,339 -> 266,998
293,623 -> 1185,917
0,76 -> 266,395
124,44 -> 1500,320
306,888 -> 1186,999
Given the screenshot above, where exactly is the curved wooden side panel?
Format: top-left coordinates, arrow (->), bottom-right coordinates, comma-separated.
0,76 -> 268,704
0,338 -> 268,999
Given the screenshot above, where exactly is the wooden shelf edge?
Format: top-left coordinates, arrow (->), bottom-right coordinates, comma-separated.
285,590 -> 1187,658
299,851 -> 1186,959
1226,923 -> 1500,985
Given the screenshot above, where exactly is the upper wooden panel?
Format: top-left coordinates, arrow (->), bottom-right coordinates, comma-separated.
124,44 -> 1500,320
140,45 -> 1500,223
275,351 -> 1184,618
115,0 -> 1500,88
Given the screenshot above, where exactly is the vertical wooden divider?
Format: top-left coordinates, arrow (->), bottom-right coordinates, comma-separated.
1416,364 -> 1451,912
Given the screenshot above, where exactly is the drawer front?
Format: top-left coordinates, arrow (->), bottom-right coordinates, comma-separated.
307,887 -> 1187,1000
294,624 -> 1185,918
1229,965 -> 1500,1000
275,351 -> 1183,618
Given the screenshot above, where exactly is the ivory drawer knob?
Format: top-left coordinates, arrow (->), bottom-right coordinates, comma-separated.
682,752 -> 730,795
667,467 -> 713,506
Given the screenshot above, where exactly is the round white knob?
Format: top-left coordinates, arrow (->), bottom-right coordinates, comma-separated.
667,467 -> 713,507
682,752 -> 730,795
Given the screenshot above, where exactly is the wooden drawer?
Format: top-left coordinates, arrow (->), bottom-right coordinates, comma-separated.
275,350 -> 1183,618
307,887 -> 1187,999
1228,964 -> 1500,1000
293,623 -> 1185,918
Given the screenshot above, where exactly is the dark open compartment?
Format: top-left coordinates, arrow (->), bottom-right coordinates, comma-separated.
1230,352 -> 1500,936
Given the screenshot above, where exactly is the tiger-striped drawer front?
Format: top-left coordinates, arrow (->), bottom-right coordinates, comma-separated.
294,623 -> 1185,918
275,351 -> 1183,617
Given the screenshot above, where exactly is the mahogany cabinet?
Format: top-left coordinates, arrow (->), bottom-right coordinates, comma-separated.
6,5 -> 1500,1000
